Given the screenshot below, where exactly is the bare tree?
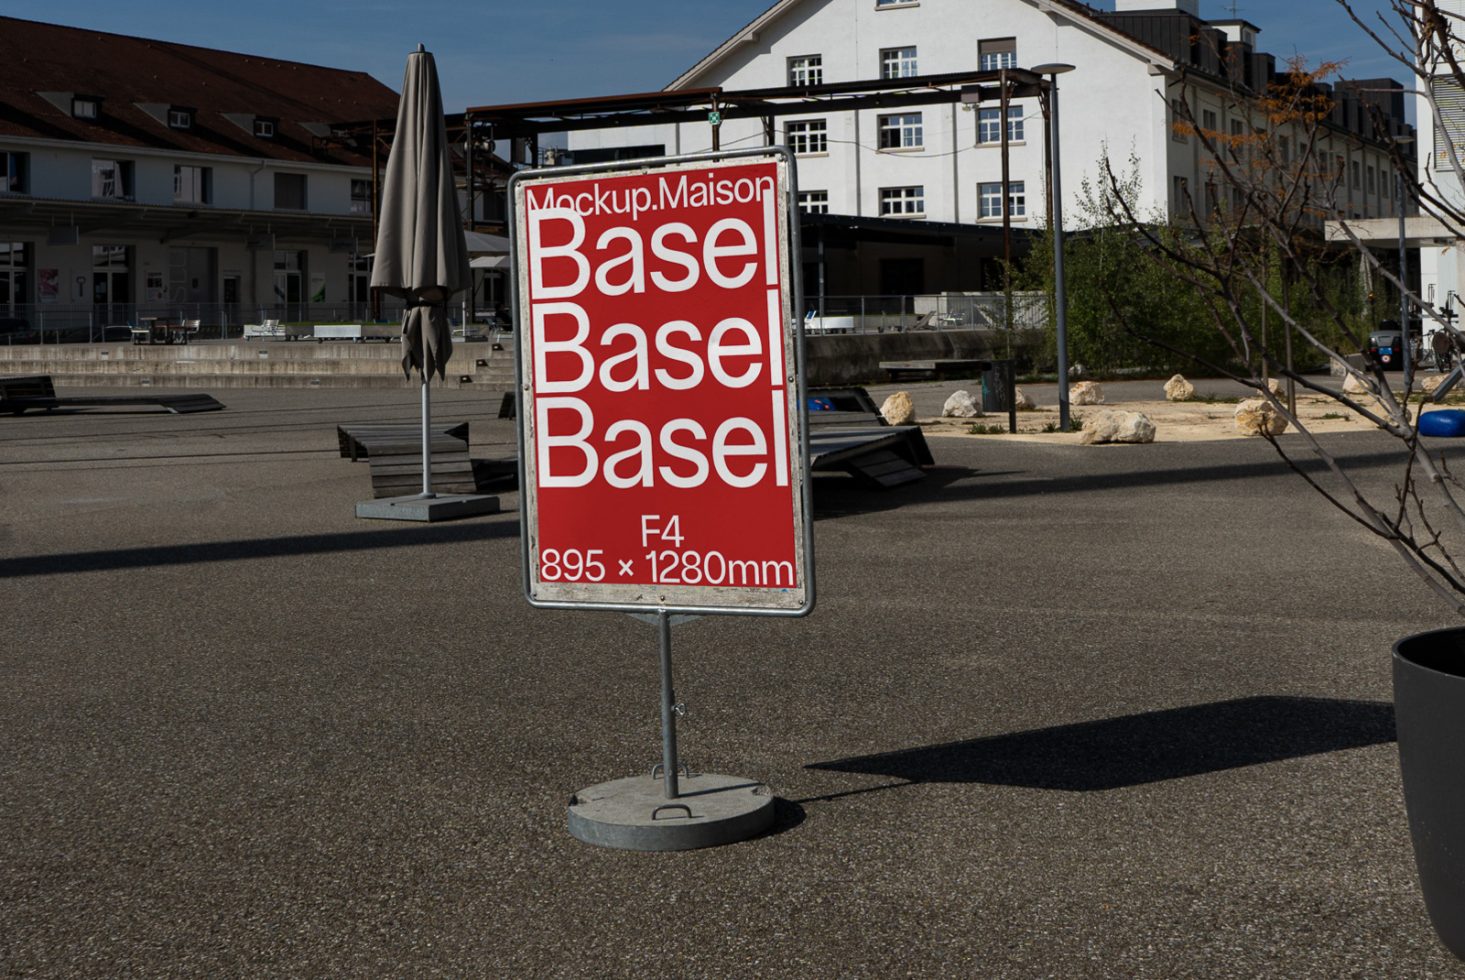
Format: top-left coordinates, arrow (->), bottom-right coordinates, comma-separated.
1095,0 -> 1465,612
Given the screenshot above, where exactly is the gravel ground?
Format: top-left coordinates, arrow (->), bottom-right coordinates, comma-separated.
1,384 -> 1463,977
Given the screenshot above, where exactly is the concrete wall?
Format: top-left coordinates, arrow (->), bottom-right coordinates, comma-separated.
803,328 -> 1038,385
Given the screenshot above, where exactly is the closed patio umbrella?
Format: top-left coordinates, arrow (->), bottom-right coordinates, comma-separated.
370,44 -> 470,499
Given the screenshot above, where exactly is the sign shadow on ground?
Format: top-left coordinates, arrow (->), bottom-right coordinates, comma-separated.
806,696 -> 1395,793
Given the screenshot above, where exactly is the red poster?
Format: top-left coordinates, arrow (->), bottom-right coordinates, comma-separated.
512,152 -> 811,614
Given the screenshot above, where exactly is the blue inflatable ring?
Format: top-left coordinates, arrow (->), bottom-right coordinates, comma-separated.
1419,409 -> 1465,437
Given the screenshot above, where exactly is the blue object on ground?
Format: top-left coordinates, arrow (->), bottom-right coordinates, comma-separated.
1419,409 -> 1465,437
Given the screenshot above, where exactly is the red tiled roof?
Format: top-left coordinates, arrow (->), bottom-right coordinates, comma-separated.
0,16 -> 399,166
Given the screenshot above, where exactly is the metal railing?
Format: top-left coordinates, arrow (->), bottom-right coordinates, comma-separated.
2,293 -> 1049,344
803,292 -> 1048,334
0,300 -> 487,344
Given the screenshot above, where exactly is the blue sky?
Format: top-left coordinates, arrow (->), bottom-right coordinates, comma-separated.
0,0 -> 1405,110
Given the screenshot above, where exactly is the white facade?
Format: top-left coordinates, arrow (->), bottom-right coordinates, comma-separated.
1415,0 -> 1465,323
570,0 -> 1403,233
0,133 -> 374,328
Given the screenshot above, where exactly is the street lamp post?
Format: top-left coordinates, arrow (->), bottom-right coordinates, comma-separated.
1034,63 -> 1076,430
1397,135 -> 1415,393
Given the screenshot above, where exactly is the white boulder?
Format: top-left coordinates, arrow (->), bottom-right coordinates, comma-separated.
1080,410 -> 1157,445
881,391 -> 916,425
1164,374 -> 1195,402
1013,387 -> 1037,410
1234,397 -> 1290,436
1070,381 -> 1105,405
942,390 -> 983,418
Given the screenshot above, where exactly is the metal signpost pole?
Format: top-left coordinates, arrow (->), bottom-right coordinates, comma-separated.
657,611 -> 680,800
1034,64 -> 1076,430
1401,170 -> 1411,394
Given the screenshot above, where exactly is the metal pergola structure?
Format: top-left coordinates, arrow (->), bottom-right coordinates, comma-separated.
336,68 -> 1058,321
341,68 -> 1053,224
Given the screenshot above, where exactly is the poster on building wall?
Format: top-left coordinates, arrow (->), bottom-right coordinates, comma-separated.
310,273 -> 327,304
146,273 -> 165,302
37,269 -> 58,302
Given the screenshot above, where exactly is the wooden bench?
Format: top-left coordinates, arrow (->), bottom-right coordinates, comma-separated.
0,375 -> 59,413
336,422 -> 493,498
242,319 -> 281,340
365,449 -> 480,498
336,422 -> 470,461
806,385 -> 934,488
1,375 -> 223,415
880,359 -> 991,382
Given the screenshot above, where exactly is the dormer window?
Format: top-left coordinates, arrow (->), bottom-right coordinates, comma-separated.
254,118 -> 276,139
72,97 -> 99,120
168,108 -> 193,130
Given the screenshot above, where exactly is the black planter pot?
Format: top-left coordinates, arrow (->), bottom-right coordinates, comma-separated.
1394,627 -> 1465,960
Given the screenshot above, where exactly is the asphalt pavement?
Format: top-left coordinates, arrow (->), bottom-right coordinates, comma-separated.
1,384 -> 1462,977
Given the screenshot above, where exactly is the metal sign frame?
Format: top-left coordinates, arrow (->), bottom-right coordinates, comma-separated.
509,147 -> 814,618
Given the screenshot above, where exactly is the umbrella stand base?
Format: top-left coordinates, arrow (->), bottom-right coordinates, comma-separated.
567,772 -> 777,851
355,493 -> 499,522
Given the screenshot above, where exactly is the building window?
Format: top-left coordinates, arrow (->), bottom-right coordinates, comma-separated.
91,245 -> 130,313
1279,135 -> 1291,166
879,186 -> 925,217
799,190 -> 829,214
274,172 -> 307,210
877,113 -> 923,150
1351,160 -> 1361,189
1173,176 -> 1190,216
1205,181 -> 1220,216
351,179 -> 372,215
174,165 -> 211,205
1201,109 -> 1218,133
0,241 -> 30,312
1230,118 -> 1245,139
978,180 -> 1025,219
786,119 -> 828,155
91,159 -> 133,200
72,97 -> 99,120
977,106 -> 1023,144
788,55 -> 822,87
1433,77 -> 1465,167
979,38 -> 1017,71
348,254 -> 371,305
274,249 -> 307,310
2,151 -> 27,193
1367,165 -> 1376,194
168,108 -> 193,130
1171,99 -> 1189,142
881,47 -> 918,79
254,117 -> 277,139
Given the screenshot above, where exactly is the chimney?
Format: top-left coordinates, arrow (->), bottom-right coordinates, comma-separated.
1114,0 -> 1201,15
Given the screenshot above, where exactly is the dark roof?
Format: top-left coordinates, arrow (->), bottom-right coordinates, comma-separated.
0,16 -> 399,166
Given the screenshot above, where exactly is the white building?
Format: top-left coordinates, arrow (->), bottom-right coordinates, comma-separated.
1413,0 -> 1465,326
571,0 -> 1407,239
0,16 -> 400,335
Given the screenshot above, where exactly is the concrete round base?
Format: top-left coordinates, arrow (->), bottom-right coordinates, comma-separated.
567,773 -> 776,851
